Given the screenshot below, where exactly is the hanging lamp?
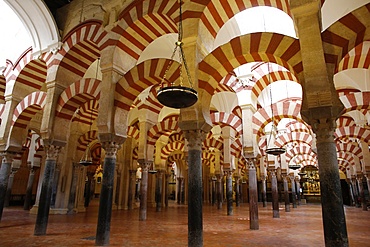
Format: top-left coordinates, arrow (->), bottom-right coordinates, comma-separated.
265,63 -> 285,156
156,0 -> 198,109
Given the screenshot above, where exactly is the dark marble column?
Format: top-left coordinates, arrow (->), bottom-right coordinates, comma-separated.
0,152 -> 14,221
177,177 -> 182,204
138,160 -> 150,221
216,173 -> 223,209
290,176 -> 297,208
180,176 -> 185,204
225,170 -> 233,216
351,177 -> 360,207
211,177 -> 216,206
184,129 -> 205,247
4,165 -> 19,207
165,173 -> 170,207
346,179 -> 355,206
50,163 -> 61,208
24,166 -> 38,210
114,168 -> 121,206
67,163 -> 80,213
295,177 -> 301,205
127,170 -> 136,210
95,142 -> 120,246
270,169 -> 279,218
235,176 -> 240,207
365,175 -> 370,206
34,145 -> 61,235
84,171 -> 95,208
248,158 -> 259,230
155,170 -> 163,212
356,175 -> 367,211
261,174 -> 267,207
283,175 -> 290,212
314,121 -> 348,246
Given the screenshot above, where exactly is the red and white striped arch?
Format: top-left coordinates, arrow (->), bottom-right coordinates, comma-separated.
335,126 -> 370,143
336,116 -> 356,128
322,4 -> 370,69
52,22 -> 106,79
198,33 -> 302,97
336,41 -> 370,73
147,115 -> 180,146
339,92 -> 370,114
211,112 -> 242,135
77,130 -> 98,151
337,152 -> 356,167
168,153 -> 185,165
202,152 -> 216,164
230,138 -> 243,158
11,92 -> 47,128
168,132 -> 184,143
275,132 -> 313,148
115,58 -> 179,111
252,100 -> 302,137
203,137 -> 223,151
161,141 -> 185,161
285,144 -> 315,162
136,86 -> 164,115
3,48 -> 47,93
286,121 -> 311,133
336,142 -> 363,160
127,125 -> 140,140
251,70 -> 299,100
112,13 -> 177,72
199,0 -> 291,49
291,153 -> 317,167
56,78 -> 101,121
0,75 -> 5,103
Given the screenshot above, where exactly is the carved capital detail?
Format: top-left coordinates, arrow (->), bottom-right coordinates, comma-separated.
184,129 -> 206,150
0,152 -> 15,164
45,145 -> 62,160
101,142 -> 121,158
311,118 -> 336,143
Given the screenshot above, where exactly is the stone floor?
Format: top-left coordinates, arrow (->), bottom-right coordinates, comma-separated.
0,200 -> 369,246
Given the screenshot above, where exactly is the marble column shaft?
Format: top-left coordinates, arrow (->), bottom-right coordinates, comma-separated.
290,176 -> 297,208
357,176 -> 367,211
139,161 -> 150,221
155,170 -> 163,212
95,142 -> 120,246
0,153 -> 13,220
235,177 -> 240,207
4,169 -> 17,207
283,175 -> 290,212
270,170 -> 279,218
67,163 -> 79,213
24,167 -> 36,210
127,170 -> 136,210
34,146 -> 60,235
248,159 -> 259,230
261,175 -> 267,207
185,130 -> 204,247
225,171 -> 233,216
216,173 -> 223,209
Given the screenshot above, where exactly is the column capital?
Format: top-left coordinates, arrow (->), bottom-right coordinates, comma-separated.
183,129 -> 207,150
101,142 -> 121,159
0,152 -> 15,164
311,117 -> 337,143
138,160 -> 152,171
45,145 -> 62,160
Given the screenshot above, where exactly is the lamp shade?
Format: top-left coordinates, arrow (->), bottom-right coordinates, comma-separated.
157,85 -> 198,109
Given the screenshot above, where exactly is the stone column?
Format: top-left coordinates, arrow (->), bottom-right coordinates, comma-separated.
4,163 -> 20,207
248,158 -> 259,230
225,170 -> 233,216
84,171 -> 95,208
235,175 -> 240,207
211,176 -> 216,206
114,168 -> 121,207
34,145 -> 61,235
290,176 -> 297,208
177,177 -> 182,204
0,152 -> 14,220
216,173 -> 223,209
365,174 -> 370,206
127,170 -> 136,210
95,142 -> 120,246
165,173 -> 170,207
24,166 -> 38,210
282,175 -> 290,212
180,176 -> 186,204
184,129 -> 205,247
351,177 -> 360,207
313,121 -> 348,246
270,168 -> 279,218
155,170 -> 163,212
356,175 -> 367,211
67,163 -> 80,213
295,177 -> 301,205
138,160 -> 151,221
261,174 -> 267,207
346,179 -> 355,206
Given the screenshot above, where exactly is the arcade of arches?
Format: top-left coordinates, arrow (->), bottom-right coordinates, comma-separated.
0,0 -> 369,246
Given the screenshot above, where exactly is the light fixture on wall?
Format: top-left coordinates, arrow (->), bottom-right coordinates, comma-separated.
265,63 -> 285,156
156,0 -> 198,109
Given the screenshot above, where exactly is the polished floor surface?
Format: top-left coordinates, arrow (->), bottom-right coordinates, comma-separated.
0,200 -> 369,247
